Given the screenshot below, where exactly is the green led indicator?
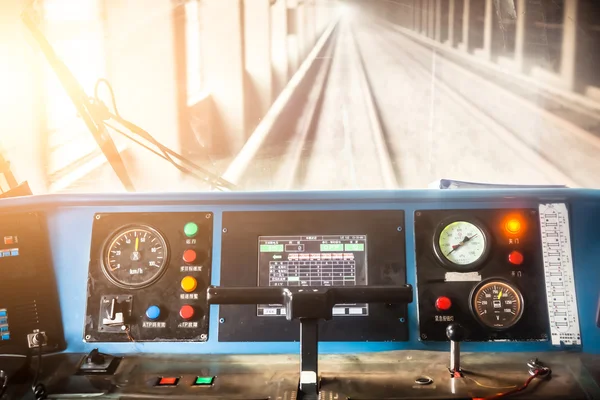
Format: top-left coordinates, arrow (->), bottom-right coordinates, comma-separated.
184,222 -> 198,237
344,243 -> 364,251
194,376 -> 214,386
260,244 -> 284,252
320,243 -> 344,251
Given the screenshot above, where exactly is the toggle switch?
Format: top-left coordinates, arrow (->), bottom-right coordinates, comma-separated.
156,377 -> 179,386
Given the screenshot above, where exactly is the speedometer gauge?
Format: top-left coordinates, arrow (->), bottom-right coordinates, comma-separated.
102,225 -> 168,289
433,219 -> 490,270
470,280 -> 524,330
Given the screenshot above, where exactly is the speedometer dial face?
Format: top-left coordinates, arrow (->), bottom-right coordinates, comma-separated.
436,221 -> 488,268
102,225 -> 168,289
471,280 -> 523,330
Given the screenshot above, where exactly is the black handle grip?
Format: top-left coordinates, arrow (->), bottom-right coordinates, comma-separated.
207,285 -> 413,305
207,287 -> 285,305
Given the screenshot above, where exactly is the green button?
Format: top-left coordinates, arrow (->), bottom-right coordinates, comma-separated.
194,376 -> 214,386
184,222 -> 198,237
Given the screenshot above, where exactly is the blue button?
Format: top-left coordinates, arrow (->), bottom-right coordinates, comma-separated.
10,249 -> 18,256
0,310 -> 6,317
146,305 -> 161,320
1,333 -> 9,340
0,319 -> 6,325
0,325 -> 8,332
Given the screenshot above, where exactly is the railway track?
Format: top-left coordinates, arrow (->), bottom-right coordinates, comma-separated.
224,13 -> 600,190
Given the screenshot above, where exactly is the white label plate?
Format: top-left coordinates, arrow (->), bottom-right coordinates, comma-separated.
539,203 -> 581,346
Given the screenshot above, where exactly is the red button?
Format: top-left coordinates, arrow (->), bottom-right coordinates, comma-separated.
508,251 -> 524,265
183,249 -> 197,263
179,305 -> 194,320
435,296 -> 452,311
157,377 -> 179,386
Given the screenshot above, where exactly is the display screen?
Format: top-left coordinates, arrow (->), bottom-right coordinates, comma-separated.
257,235 -> 368,317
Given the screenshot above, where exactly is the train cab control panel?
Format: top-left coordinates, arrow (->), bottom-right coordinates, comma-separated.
0,189 -> 598,400
84,212 -> 213,342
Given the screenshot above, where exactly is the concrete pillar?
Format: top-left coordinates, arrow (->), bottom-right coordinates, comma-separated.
286,0 -> 301,74
474,0 -> 493,59
435,0 -> 442,41
497,0 -> 525,70
446,0 -> 455,45
413,0 -> 420,32
514,0 -> 526,67
297,2 -> 307,59
271,0 -> 289,99
200,0 -> 246,155
530,0 -> 579,91
428,0 -> 435,38
0,1 -> 47,192
306,0 -> 316,49
103,0 -> 184,188
421,0 -> 428,35
245,0 -> 272,129
560,0 -> 578,90
459,0 -> 470,51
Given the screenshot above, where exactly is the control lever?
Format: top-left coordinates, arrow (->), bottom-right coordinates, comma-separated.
446,323 -> 465,377
207,285 -> 413,398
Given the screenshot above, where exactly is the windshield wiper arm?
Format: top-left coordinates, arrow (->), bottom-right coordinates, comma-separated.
21,6 -> 235,191
21,8 -> 135,192
91,82 -> 236,190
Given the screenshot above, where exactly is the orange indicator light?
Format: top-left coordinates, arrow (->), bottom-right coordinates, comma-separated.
505,218 -> 522,234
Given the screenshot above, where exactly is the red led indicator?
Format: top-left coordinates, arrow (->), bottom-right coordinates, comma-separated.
435,296 -> 452,311
183,249 -> 197,263
508,251 -> 524,265
179,305 -> 195,320
3,237 -> 13,245
157,377 -> 179,386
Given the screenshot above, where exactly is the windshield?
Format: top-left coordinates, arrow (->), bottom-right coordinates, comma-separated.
2,0 -> 599,193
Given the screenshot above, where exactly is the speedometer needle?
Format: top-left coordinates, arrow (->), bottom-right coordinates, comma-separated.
446,234 -> 478,257
135,237 -> 139,252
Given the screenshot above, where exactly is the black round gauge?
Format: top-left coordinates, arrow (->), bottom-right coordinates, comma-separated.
432,217 -> 492,271
470,280 -> 524,330
102,225 -> 168,289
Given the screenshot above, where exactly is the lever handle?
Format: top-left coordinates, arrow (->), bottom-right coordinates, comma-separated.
446,323 -> 466,342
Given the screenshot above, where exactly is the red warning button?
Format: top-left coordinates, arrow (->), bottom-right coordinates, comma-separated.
157,377 -> 179,386
435,296 -> 452,311
508,251 -> 524,265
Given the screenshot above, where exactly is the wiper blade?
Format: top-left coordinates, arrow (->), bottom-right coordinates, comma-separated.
21,8 -> 135,192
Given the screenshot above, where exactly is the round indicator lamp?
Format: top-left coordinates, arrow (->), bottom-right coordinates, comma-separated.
180,305 -> 195,320
505,218 -> 522,234
181,276 -> 198,293
145,305 -> 161,320
184,222 -> 198,238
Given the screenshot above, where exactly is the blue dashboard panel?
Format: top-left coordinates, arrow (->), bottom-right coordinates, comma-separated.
1,189 -> 598,355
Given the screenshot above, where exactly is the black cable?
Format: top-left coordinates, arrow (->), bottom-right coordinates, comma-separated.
92,78 -> 235,191
0,370 -> 7,399
94,78 -> 121,118
31,334 -> 47,400
103,123 -> 227,191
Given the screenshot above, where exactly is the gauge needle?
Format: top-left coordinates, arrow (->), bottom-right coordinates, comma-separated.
498,290 -> 503,299
135,237 -> 139,252
446,234 -> 478,256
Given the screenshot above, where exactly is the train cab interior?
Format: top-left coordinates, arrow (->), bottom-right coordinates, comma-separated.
1,0 -> 600,399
